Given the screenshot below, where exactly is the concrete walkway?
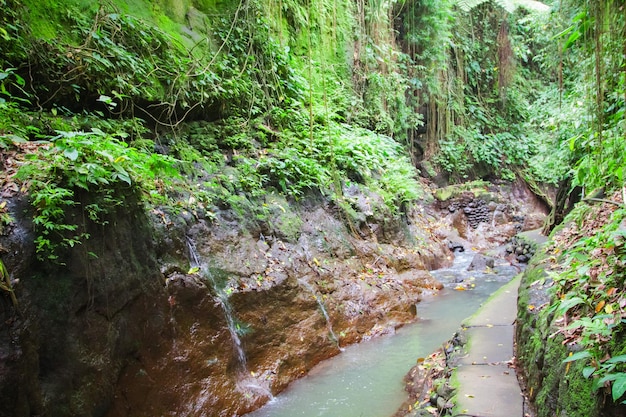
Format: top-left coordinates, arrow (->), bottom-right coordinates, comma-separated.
452,274 -> 525,417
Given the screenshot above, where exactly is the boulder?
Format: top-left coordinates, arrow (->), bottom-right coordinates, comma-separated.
467,253 -> 496,271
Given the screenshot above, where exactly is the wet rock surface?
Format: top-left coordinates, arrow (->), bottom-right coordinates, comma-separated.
0,180 -> 548,417
505,235 -> 537,263
0,199 -> 166,417
0,186 -> 451,417
467,253 -> 496,271
110,202 -> 449,417
392,333 -> 465,417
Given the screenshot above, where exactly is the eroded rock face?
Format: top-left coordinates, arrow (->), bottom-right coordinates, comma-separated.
103,201 -> 449,416
0,179 -> 544,417
435,179 -> 549,250
0,187 -> 452,417
0,180 -> 549,417
0,198 -> 166,417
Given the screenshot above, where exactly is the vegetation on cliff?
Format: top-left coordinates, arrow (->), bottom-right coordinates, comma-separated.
515,0 -> 626,414
0,0 -> 567,265
0,0 -> 625,414
1,0 -> 429,263
517,197 -> 626,416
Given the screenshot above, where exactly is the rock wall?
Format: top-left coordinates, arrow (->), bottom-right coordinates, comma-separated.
434,179 -> 549,252
0,180 -> 551,417
104,196 -> 449,416
516,253 -> 626,417
0,189 -> 449,417
0,195 -> 167,417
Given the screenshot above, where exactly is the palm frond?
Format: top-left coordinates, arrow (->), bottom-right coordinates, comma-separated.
455,0 -> 489,12
454,0 -> 550,13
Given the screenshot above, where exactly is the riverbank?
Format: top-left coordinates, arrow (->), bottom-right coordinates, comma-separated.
246,250 -> 523,417
515,195 -> 626,417
393,272 -> 527,417
395,230 -> 549,417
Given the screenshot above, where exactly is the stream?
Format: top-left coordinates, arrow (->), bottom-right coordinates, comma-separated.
245,250 -> 521,417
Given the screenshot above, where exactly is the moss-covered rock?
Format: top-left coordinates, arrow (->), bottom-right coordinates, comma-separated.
516,252 -> 624,417
433,181 -> 490,202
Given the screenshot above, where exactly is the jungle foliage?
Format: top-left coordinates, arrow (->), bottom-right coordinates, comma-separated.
1,0 -> 625,410
0,0 -> 429,261
516,0 -> 626,412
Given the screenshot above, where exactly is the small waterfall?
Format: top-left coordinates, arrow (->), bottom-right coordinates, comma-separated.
217,296 -> 248,370
297,278 -> 341,349
186,236 -> 248,372
168,295 -> 181,358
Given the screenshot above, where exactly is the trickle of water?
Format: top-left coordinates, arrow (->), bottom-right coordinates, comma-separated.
186,235 -> 202,266
238,376 -> 275,401
168,298 -> 180,357
185,236 -> 248,373
218,296 -> 248,370
298,278 -> 341,349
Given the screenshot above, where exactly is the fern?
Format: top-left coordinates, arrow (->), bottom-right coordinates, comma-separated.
455,0 -> 490,11
455,0 -> 549,13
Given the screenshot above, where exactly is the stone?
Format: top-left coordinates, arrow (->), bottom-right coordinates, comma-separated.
448,240 -> 465,252
256,239 -> 270,253
436,381 -> 455,399
467,253 -> 496,271
436,395 -> 452,411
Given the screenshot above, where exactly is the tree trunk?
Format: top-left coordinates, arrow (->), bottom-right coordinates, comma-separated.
543,176 -> 581,234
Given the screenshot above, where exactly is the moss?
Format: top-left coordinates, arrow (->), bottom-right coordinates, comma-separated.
21,0 -> 65,39
516,253 -> 604,417
265,194 -> 303,242
608,332 -> 626,357
528,335 -> 599,417
558,359 -> 599,417
433,180 -> 489,201
162,0 -> 188,22
21,0 -> 197,48
193,0 -> 219,11
420,160 -> 438,178
29,271 -> 74,319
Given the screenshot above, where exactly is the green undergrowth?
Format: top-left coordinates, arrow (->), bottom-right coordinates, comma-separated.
12,124 -> 177,262
548,204 -> 626,404
2,103 -> 426,261
517,253 -> 601,417
0,0 -> 431,263
517,200 -> 626,416
168,117 -> 427,228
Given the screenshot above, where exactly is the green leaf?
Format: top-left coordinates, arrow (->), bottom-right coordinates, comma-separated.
91,127 -> 106,136
563,350 -> 592,363
598,373 -> 620,385
557,296 -> 585,315
583,366 -> 596,378
1,134 -> 27,144
607,355 -> 626,364
64,148 -> 79,161
113,167 -> 131,185
612,374 -> 626,402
